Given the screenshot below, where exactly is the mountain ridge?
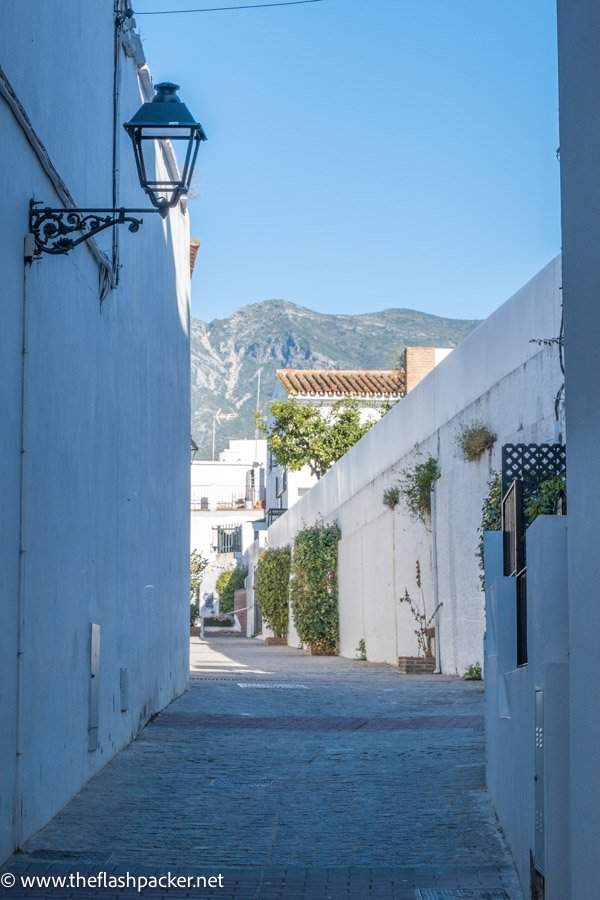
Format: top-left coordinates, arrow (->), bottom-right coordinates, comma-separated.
191,299 -> 481,457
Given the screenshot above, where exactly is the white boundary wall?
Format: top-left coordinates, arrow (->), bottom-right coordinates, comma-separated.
267,257 -> 563,674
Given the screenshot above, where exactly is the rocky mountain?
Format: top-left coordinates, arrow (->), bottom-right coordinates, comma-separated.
191,299 -> 481,458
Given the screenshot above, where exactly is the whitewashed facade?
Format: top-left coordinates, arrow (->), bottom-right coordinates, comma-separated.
266,361 -> 446,518
0,1 -> 192,862
266,372 -> 400,517
268,258 -> 563,675
190,440 -> 266,612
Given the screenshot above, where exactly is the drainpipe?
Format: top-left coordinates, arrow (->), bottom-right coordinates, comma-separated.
392,510 -> 399,665
14,261 -> 31,849
431,482 -> 441,674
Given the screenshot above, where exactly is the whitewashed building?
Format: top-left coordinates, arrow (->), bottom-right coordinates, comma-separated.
191,440 -> 266,614
0,1 -> 196,862
266,353 -> 448,520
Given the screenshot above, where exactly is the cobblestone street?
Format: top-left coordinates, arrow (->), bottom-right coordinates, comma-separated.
2,638 -> 522,899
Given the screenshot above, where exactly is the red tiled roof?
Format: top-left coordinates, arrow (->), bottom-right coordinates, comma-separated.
190,239 -> 201,276
276,369 -> 405,397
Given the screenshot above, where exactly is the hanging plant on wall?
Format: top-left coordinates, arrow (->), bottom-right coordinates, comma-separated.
456,422 -> 496,462
290,522 -> 341,655
254,547 -> 291,639
382,486 -> 400,510
398,456 -> 440,522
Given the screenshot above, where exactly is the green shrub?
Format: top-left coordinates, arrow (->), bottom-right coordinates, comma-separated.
398,456 -> 440,522
476,473 -> 502,589
290,523 -> 341,655
204,615 -> 234,627
476,472 -> 567,590
190,548 -> 209,603
190,602 -> 200,627
216,567 -> 248,614
356,638 -> 367,661
382,486 -> 400,510
464,662 -> 482,681
525,475 -> 567,523
254,547 -> 291,639
456,422 -> 496,462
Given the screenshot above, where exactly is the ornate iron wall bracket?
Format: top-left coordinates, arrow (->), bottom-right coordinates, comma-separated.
28,201 -> 157,256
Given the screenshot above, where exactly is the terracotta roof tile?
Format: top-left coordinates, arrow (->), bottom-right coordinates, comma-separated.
276,369 -> 405,397
190,239 -> 201,276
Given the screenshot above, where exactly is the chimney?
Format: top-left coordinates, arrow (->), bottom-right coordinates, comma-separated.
404,347 -> 452,393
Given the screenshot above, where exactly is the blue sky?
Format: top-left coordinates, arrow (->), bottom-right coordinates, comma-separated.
134,0 -> 560,324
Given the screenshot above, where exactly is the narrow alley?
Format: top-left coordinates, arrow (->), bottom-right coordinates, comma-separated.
2,639 -> 522,899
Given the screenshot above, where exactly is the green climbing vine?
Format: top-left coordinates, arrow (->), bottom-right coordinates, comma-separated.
398,456 -> 440,522
254,547 -> 291,639
290,523 -> 341,655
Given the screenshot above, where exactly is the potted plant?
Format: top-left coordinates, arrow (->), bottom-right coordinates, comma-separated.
397,561 -> 442,674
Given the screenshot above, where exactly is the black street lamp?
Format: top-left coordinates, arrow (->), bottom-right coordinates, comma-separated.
28,82 -> 206,257
191,437 -> 198,463
124,82 -> 206,218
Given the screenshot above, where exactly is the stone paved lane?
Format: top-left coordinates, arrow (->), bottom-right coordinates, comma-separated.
1,638 -> 522,900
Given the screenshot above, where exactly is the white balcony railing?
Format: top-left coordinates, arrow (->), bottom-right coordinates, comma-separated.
191,484 -> 260,512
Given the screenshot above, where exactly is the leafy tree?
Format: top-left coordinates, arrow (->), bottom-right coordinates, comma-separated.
216,566 -> 248,614
257,397 -> 375,480
254,547 -> 291,638
525,475 -> 567,523
190,549 -> 209,603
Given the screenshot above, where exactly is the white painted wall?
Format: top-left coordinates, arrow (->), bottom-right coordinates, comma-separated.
481,7 -> 600,895
267,258 -> 563,675
219,439 -> 266,465
555,4 -> 600,895
484,518 -> 570,899
242,528 -> 269,637
191,457 -> 263,509
0,1 -> 191,861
